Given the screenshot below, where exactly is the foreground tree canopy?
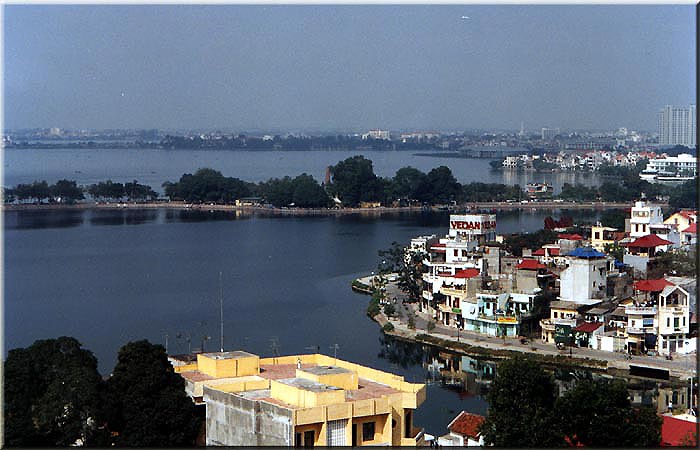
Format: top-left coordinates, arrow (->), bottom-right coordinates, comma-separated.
4,337 -> 202,447
481,356 -> 662,447
4,337 -> 106,446
105,340 -> 202,446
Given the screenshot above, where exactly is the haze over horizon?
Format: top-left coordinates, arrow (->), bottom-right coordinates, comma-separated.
3,5 -> 695,132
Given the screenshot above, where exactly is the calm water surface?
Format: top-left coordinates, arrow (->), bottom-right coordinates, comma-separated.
4,208 -> 619,434
3,149 -> 645,435
3,148 -> 599,194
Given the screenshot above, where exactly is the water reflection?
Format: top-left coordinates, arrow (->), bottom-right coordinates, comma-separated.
379,334 -> 688,417
163,209 -> 250,222
4,210 -> 85,230
88,209 -> 159,226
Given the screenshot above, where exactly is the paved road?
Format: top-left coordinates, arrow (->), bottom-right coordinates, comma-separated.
379,279 -> 696,379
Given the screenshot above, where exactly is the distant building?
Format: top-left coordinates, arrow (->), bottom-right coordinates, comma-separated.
170,351 -> 427,446
541,127 -> 560,140
363,129 -> 391,140
658,105 -> 696,147
640,153 -> 697,182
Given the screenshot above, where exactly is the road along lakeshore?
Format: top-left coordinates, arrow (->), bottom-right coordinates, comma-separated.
357,277 -> 696,381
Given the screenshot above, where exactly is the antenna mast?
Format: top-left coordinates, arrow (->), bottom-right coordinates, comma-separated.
219,271 -> 224,353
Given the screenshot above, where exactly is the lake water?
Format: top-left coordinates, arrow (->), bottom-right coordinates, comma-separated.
4,207 -> 619,435
3,148 -> 599,194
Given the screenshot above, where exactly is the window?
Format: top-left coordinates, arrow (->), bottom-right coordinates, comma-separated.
554,312 -> 558,318
667,318 -> 671,327
674,318 -> 679,329
594,232 -> 600,240
683,317 -> 686,326
362,422 -> 375,441
304,430 -> 315,448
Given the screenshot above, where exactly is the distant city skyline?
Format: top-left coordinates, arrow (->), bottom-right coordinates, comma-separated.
3,5 -> 695,132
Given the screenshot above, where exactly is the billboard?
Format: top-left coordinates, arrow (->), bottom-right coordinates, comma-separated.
554,324 -> 573,345
449,214 -> 497,236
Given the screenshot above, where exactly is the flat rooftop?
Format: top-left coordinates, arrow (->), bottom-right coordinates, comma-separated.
200,350 -> 257,360
301,365 -> 353,376
276,377 -> 342,393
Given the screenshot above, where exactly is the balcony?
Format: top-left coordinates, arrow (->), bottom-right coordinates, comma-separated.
626,326 -> 649,334
625,306 -> 657,315
551,317 -> 577,327
400,427 -> 425,446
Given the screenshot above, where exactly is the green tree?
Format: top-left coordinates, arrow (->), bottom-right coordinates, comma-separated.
480,356 -> 564,447
504,229 -> 558,257
88,180 -> 125,201
419,166 -> 461,204
329,156 -> 380,206
291,173 -> 331,208
668,179 -> 698,209
163,168 -> 251,203
105,340 -> 201,446
390,167 -> 427,202
555,378 -> 661,447
383,303 -> 396,317
123,180 -> 158,201
50,179 -> 85,203
3,337 -> 107,447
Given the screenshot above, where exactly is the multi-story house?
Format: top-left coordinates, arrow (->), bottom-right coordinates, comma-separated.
657,284 -> 691,355
590,225 -> 620,252
170,351 -> 427,447
629,201 -> 664,238
558,247 -> 610,305
622,234 -> 673,276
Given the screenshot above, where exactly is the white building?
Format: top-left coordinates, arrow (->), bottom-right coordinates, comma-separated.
657,284 -> 691,355
630,201 -> 664,238
640,153 -> 697,182
541,127 -> 560,140
447,214 -> 497,244
363,129 -> 391,140
437,412 -> 485,447
558,247 -> 610,305
658,105 -> 696,147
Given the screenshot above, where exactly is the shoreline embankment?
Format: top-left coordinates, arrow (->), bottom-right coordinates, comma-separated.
353,276 -> 694,382
2,200 -> 631,214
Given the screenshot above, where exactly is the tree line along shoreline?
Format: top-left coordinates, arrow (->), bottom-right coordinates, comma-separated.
3,155 -> 697,209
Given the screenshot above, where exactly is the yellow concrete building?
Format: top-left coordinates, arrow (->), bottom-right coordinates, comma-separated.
170,351 -> 427,446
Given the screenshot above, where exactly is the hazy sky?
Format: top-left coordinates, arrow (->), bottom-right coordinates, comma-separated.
3,5 -> 695,132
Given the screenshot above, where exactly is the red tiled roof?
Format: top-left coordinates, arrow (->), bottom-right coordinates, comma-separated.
574,322 -> 603,333
517,259 -> 546,270
634,278 -> 673,292
679,210 -> 697,219
682,223 -> 697,234
624,234 -> 673,248
431,243 -> 447,252
559,233 -> 583,240
447,411 -> 485,439
661,415 -> 697,446
454,268 -> 480,279
534,247 -> 562,256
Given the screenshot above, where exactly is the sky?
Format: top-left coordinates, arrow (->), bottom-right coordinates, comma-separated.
2,4 -> 696,132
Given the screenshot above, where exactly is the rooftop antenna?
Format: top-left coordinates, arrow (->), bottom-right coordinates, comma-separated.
219,271 -> 224,353
329,344 -> 340,364
270,337 -> 281,363
305,345 -> 321,354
